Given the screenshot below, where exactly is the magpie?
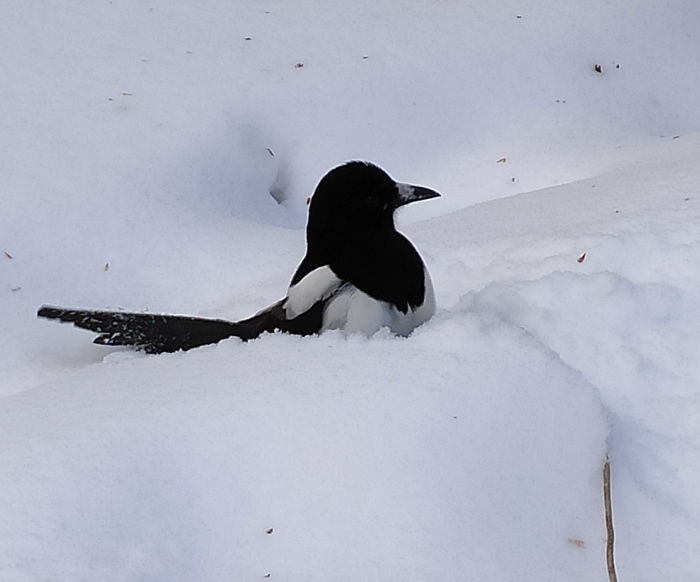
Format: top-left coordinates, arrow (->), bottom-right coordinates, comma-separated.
38,161 -> 440,353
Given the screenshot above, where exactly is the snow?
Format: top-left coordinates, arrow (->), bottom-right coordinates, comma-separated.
1,1 -> 699,580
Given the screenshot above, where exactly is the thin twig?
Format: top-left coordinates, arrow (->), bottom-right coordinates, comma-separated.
604,455 -> 618,582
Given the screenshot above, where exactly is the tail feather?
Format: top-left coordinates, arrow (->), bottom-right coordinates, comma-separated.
38,295 -> 327,353
37,305 -> 278,354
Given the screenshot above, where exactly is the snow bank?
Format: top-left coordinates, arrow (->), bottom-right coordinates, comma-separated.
0,320 -> 607,581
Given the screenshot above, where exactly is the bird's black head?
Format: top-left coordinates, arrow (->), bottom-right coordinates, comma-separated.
306,161 -> 440,241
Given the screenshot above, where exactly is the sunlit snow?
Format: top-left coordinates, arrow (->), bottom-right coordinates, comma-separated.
1,1 -> 699,581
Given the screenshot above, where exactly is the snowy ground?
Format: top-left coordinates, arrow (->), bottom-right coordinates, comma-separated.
2,1 -> 700,580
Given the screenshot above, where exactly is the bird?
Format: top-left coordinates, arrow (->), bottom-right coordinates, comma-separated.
38,161 -> 440,354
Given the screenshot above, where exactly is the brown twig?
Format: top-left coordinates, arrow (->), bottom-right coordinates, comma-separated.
604,455 -> 618,582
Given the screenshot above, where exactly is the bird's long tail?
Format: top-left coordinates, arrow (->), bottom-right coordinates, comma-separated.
37,304 -> 286,354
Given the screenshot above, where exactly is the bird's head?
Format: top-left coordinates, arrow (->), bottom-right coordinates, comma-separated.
306,161 -> 440,239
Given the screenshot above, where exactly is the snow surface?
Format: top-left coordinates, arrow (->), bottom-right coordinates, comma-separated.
2,1 -> 700,580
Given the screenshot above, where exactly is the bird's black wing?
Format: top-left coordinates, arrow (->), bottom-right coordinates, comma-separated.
38,300 -> 325,354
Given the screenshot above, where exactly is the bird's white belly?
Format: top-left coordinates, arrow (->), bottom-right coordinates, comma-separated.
322,268 -> 436,336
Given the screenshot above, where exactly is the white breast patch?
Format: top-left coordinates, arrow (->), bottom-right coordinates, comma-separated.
322,267 -> 436,336
283,264 -> 436,336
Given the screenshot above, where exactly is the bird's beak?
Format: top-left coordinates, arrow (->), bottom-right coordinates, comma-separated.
395,182 -> 441,207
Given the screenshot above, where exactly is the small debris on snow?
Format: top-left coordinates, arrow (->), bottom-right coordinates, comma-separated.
266,528 -> 274,534
568,538 -> 586,548
266,148 -> 275,157
594,64 -> 603,74
11,287 -> 21,292
496,157 -> 507,163
4,251 -> 13,259
122,92 -> 132,96
295,62 -> 304,68
104,262 -> 110,271
577,253 -> 586,263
